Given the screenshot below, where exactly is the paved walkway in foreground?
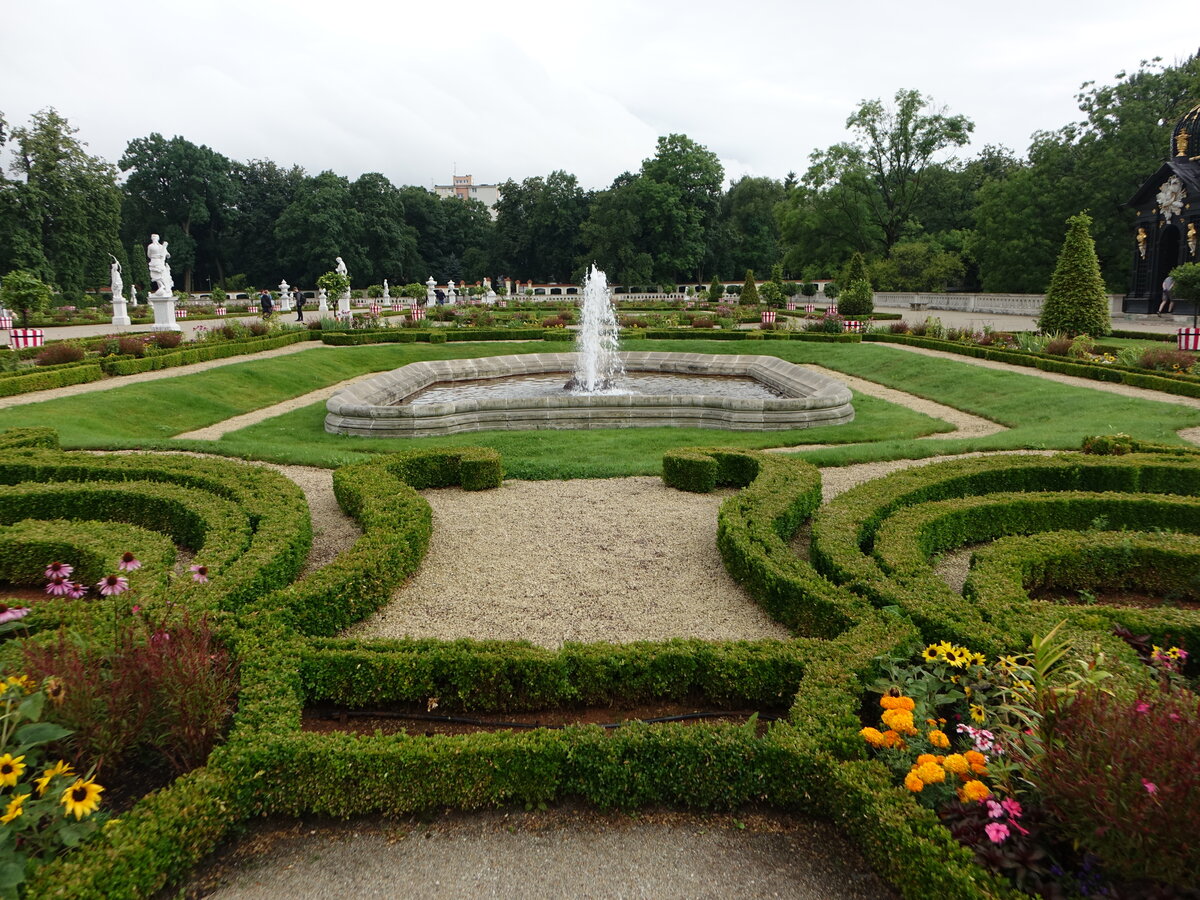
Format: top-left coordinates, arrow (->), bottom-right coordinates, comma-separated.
196,810 -> 897,900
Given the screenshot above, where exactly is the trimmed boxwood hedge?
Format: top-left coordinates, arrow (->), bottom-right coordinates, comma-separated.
0,364 -> 104,397
98,331 -> 316,376
6,429 -> 1195,900
866,332 -> 1200,398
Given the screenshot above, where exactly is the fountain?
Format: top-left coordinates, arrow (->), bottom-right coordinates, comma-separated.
325,266 -> 854,438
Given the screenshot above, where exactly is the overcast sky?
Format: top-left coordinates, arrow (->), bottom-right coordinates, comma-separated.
3,0 -> 1197,192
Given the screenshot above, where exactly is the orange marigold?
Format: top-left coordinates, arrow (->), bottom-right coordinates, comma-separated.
880,709 -> 917,734
860,727 -> 886,747
880,696 -> 900,710
896,696 -> 915,711
943,754 -> 970,776
928,729 -> 950,749
916,754 -> 937,766
958,780 -> 990,803
880,730 -> 902,748
904,771 -> 924,792
914,762 -> 945,785
964,750 -> 988,774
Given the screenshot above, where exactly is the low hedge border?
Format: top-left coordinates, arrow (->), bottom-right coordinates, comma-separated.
319,328 -> 550,346
0,364 -> 105,398
247,448 -> 503,637
7,434 -> 1188,900
0,428 -> 58,451
865,332 -> 1200,398
642,329 -> 862,343
98,331 -> 316,376
966,529 -> 1200,608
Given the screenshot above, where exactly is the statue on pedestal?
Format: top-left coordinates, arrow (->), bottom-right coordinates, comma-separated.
335,257 -> 348,276
147,235 -> 174,298
109,255 -> 124,301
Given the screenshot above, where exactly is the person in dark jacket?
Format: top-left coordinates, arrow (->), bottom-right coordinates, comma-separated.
293,287 -> 305,321
259,289 -> 274,318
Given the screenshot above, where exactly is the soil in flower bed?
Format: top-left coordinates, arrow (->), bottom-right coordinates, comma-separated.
1031,587 -> 1200,611
303,701 -> 784,737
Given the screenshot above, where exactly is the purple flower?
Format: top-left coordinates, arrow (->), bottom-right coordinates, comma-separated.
45,575 -> 71,596
188,564 -> 209,584
984,822 -> 1010,843
44,562 -> 73,579
67,582 -> 88,600
0,606 -> 30,625
117,552 -> 141,572
96,574 -> 129,596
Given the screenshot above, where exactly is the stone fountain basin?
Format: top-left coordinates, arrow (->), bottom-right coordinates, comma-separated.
324,351 -> 854,437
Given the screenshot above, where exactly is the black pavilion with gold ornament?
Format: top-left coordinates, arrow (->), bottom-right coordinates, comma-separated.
1125,103 -> 1200,313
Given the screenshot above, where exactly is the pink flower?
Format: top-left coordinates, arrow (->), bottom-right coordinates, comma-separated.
45,575 -> 72,596
984,822 -> 1010,843
188,564 -> 209,584
1142,779 -> 1158,794
118,552 -> 141,571
1001,798 -> 1023,819
67,582 -> 88,600
44,562 -> 73,579
0,606 -> 30,625
986,800 -> 1005,819
96,574 -> 129,596
131,605 -> 141,614
1136,702 -> 1151,714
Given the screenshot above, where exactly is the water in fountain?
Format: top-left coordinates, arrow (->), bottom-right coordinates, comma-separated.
569,264 -> 624,392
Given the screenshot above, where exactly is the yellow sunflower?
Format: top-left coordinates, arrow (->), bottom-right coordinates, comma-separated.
0,793 -> 28,825
60,778 -> 104,820
921,645 -> 941,662
0,755 -> 26,788
969,704 -> 986,724
35,760 -> 75,796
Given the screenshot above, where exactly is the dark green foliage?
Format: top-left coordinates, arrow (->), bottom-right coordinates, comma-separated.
707,276 -> 723,302
0,365 -> 104,397
0,269 -> 53,327
739,271 -> 759,305
0,427 -> 58,450
1037,212 -> 1111,336
1169,261 -> 1200,301
838,279 -> 874,317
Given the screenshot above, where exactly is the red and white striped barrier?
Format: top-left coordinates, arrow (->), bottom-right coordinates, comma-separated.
761,310 -> 776,324
1179,328 -> 1200,351
786,301 -> 797,311
10,328 -> 44,348
0,316 -> 12,330
370,303 -> 382,316
391,301 -> 403,312
804,303 -> 815,313
843,320 -> 863,333
410,304 -> 425,321
826,305 -> 838,316
176,309 -> 188,319
214,306 -> 226,316
498,300 -> 507,308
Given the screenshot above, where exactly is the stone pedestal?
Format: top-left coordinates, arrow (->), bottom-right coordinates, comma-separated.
318,293 -> 329,313
150,295 -> 181,331
338,290 -> 351,316
111,298 -> 131,327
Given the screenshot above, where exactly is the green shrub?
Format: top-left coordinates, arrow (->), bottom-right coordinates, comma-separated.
838,279 -> 874,318
740,272 -> 759,305
1037,212 -> 1111,336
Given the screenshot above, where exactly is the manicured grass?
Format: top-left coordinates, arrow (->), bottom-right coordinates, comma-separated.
4,339 -> 1199,477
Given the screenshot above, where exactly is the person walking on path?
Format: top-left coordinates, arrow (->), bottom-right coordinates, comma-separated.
293,287 -> 305,322
1159,274 -> 1176,316
259,289 -> 274,320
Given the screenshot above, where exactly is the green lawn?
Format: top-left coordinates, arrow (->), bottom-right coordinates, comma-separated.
4,339 -> 1198,478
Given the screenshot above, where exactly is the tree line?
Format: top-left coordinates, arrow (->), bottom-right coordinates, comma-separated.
1,53 -> 1196,302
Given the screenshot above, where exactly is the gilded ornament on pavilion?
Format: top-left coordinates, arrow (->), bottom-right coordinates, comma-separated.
1156,175 -> 1186,223
1177,130 -> 1190,156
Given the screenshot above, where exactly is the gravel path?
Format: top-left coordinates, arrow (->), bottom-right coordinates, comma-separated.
197,809 -> 897,900
346,477 -> 790,647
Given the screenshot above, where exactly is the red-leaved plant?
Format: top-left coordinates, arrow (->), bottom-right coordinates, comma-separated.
1034,685 -> 1200,890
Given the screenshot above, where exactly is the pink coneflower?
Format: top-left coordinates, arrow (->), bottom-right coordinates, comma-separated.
117,552 -> 141,572
0,606 -> 30,625
188,564 -> 209,584
44,562 -> 73,580
96,575 -> 129,596
1142,779 -> 1158,794
984,822 -> 1010,843
45,575 -> 71,596
66,582 -> 88,600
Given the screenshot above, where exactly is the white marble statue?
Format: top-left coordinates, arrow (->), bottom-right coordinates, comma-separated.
109,255 -> 124,301
447,279 -> 457,305
147,234 -> 173,298
382,279 -> 390,301
335,257 -> 348,276
426,275 -> 437,308
278,278 -> 292,311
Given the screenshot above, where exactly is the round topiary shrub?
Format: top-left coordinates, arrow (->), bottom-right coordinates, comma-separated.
838,279 -> 874,317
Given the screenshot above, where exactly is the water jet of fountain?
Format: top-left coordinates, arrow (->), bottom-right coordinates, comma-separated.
569,264 -> 624,392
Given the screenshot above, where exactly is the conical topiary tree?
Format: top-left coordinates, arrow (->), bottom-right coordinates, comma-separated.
740,270 -> 759,305
842,251 -> 869,290
1038,212 -> 1111,337
707,276 -> 724,302
838,278 -> 874,317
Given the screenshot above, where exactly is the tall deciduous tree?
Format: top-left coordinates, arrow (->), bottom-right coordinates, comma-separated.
494,170 -> 589,282
273,171 -> 364,286
1,109 -> 123,300
348,173 -> 421,285
806,90 -> 973,253
120,133 -> 235,293
221,159 -> 307,287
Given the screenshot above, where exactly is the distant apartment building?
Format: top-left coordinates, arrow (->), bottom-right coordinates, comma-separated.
433,174 -> 500,218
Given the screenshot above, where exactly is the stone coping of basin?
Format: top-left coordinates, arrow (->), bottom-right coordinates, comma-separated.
325,352 -> 854,436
